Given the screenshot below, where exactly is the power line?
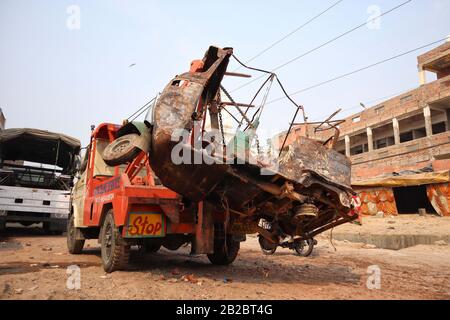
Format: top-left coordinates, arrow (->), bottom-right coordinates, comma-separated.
310,87 -> 416,122
231,0 -> 413,93
234,0 -> 344,71
127,97 -> 156,120
266,37 -> 447,105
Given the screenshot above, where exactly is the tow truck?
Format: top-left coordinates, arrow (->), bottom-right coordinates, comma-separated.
68,46 -> 359,273
68,123 -> 240,273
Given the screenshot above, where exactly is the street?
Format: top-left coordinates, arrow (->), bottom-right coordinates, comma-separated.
1,220 -> 449,300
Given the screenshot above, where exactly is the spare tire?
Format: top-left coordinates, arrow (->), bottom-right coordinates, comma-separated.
102,134 -> 142,166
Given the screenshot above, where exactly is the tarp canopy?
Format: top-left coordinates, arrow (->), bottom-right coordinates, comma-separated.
0,128 -> 81,172
352,170 -> 450,188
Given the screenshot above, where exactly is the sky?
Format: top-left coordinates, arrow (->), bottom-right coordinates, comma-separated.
1,0 -> 449,147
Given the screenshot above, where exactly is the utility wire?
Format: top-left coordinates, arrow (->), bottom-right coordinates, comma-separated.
310,87 -> 416,122
130,104 -> 151,122
231,0 -> 413,93
267,38 -> 448,105
127,97 -> 156,120
234,0 -> 344,71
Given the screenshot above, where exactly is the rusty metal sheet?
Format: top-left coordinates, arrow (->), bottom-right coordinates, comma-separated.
427,183 -> 450,217
149,45 -> 356,240
150,46 -> 232,201
276,137 -> 351,190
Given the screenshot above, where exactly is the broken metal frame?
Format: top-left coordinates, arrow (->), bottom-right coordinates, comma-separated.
214,54 -> 310,159
293,108 -> 345,149
149,46 -> 355,249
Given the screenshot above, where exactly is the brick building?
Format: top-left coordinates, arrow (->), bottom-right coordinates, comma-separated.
279,40 -> 450,217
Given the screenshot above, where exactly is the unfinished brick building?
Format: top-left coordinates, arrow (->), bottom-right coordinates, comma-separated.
279,40 -> 450,217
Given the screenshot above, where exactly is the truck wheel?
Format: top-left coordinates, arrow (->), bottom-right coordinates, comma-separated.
102,134 -> 142,166
207,235 -> 240,266
0,220 -> 5,232
100,211 -> 130,273
67,215 -> 85,254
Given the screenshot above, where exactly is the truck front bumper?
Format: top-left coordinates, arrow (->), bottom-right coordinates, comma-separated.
0,213 -> 68,224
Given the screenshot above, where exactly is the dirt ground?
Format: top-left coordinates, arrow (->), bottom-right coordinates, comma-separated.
1,217 -> 450,300
335,214 -> 450,236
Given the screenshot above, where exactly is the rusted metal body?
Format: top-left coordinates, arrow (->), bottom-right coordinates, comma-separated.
150,46 -> 357,242
150,47 -> 232,202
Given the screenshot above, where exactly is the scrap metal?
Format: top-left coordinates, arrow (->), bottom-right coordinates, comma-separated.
149,46 -> 358,243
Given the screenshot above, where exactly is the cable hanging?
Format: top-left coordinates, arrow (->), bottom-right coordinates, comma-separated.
126,96 -> 157,121
231,0 -> 413,93
266,37 -> 448,105
234,0 -> 345,71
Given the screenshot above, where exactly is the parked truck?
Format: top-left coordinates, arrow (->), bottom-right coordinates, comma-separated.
67,46 -> 359,272
67,123 -> 241,273
0,128 -> 81,234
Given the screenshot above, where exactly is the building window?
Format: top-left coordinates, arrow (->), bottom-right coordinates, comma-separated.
432,122 -> 446,135
350,145 -> 364,155
400,95 -> 413,103
352,116 -> 361,123
376,138 -> 387,150
400,131 -> 413,143
375,106 -> 385,115
413,128 -> 427,139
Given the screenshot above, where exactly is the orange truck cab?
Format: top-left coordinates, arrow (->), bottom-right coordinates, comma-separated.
67,123 -> 242,273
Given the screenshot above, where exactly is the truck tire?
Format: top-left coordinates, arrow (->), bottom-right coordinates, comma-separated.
0,219 -> 5,232
207,232 -> 240,266
102,134 -> 142,166
100,210 -> 130,273
67,215 -> 85,254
